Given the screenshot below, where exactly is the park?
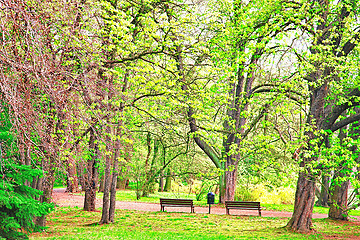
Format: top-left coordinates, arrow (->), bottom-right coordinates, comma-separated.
1,0 -> 360,239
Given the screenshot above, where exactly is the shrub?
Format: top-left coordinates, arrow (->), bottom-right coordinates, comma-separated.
277,186 -> 295,204
235,184 -> 295,205
234,187 -> 255,201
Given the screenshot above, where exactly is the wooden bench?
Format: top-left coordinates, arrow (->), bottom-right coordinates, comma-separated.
160,198 -> 195,213
225,201 -> 261,216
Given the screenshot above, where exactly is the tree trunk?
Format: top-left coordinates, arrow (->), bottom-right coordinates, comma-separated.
317,175 -> 330,207
224,156 -> 238,201
329,179 -> 349,220
108,123 -> 123,222
219,172 -> 225,203
66,156 -> 79,193
36,159 -> 56,227
109,148 -> 119,222
142,137 -> 158,197
328,125 -> 351,220
287,79 -> 328,232
98,171 -> 105,192
164,169 -> 172,192
158,170 -> 164,192
100,126 -> 112,224
286,171 -> 316,232
116,175 -> 126,190
83,128 -> 98,211
77,160 -> 86,192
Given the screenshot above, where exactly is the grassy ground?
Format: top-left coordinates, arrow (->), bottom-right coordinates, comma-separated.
78,189 -> 360,216
30,207 -> 360,240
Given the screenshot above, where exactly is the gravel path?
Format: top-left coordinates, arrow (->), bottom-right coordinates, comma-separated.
52,188 -> 359,220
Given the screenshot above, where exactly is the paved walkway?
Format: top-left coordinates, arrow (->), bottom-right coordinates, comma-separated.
52,188 -> 359,220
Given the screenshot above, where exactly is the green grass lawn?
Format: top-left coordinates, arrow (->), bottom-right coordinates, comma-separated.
30,207 -> 360,240
75,189 -> 360,216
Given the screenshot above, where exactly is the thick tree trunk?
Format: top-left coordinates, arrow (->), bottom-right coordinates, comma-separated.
329,126 -> 350,220
66,155 -> 79,193
224,156 -> 238,201
329,179 -> 349,220
286,172 -> 316,232
287,79 -> 328,232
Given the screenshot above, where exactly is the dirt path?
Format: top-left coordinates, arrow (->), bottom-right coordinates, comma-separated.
52,188 -> 359,220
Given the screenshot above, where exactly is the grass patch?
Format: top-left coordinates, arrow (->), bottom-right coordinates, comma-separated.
30,207 -> 360,240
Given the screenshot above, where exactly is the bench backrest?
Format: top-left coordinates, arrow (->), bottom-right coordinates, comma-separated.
160,198 -> 193,206
225,201 -> 260,208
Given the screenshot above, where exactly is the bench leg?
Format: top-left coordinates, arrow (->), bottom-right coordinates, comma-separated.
226,208 -> 229,215
191,206 -> 194,213
259,209 -> 261,217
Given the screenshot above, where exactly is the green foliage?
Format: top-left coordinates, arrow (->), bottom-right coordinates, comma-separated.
0,159 -> 54,239
192,180 -> 217,201
235,184 -> 295,205
0,105 -> 54,239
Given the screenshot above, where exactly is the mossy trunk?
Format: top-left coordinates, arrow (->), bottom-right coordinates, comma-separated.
329,179 -> 349,220
164,170 -> 172,192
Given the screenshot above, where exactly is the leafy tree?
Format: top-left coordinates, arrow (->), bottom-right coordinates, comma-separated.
282,0 -> 360,232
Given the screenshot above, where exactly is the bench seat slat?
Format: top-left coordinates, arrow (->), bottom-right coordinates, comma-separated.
225,201 -> 261,216
227,206 -> 260,209
160,198 -> 194,213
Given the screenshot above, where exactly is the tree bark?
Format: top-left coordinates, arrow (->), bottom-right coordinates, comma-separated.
99,171 -> 105,192
158,170 -> 164,192
83,128 -> 98,211
317,175 -> 330,207
329,179 -> 349,220
224,156 -> 238,201
287,77 -> 328,232
109,151 -> 119,222
100,126 -> 112,224
142,137 -> 158,197
164,169 -> 172,192
66,154 -> 79,193
36,156 -> 56,227
286,171 -> 316,232
329,126 -> 350,220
